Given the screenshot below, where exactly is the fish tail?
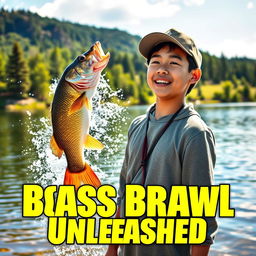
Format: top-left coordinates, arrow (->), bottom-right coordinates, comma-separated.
64,162 -> 101,190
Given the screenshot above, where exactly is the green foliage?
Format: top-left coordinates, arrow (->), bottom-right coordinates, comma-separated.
122,53 -> 135,80
49,47 -> 65,79
138,82 -> 151,104
197,84 -> 205,100
0,50 -> 6,85
0,9 -> 255,105
213,92 -> 223,101
231,91 -> 242,102
120,73 -> 138,101
61,48 -> 72,67
241,84 -> 252,102
0,32 -> 31,54
6,41 -> 31,97
221,81 -> 233,102
220,53 -> 229,81
29,56 -> 51,102
104,70 -> 114,89
201,53 -> 220,83
240,77 -> 249,87
231,75 -> 239,88
111,64 -> 124,90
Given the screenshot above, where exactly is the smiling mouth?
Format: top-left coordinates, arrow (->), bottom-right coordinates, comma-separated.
154,80 -> 171,86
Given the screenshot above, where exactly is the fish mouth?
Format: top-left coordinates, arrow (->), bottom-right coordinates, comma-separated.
91,41 -> 110,72
65,42 -> 110,91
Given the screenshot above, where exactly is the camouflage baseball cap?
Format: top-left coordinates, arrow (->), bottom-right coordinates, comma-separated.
139,28 -> 202,68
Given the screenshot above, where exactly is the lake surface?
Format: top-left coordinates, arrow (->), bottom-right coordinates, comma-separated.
0,103 -> 256,256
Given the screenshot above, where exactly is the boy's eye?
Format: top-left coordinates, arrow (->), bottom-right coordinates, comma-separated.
170,61 -> 180,65
151,60 -> 160,64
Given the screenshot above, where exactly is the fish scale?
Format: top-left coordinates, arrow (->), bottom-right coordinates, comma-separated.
52,82 -> 89,171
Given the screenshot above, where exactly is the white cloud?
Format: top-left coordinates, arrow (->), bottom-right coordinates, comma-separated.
247,1 -> 254,9
184,0 -> 205,6
0,0 -> 25,9
202,35 -> 256,59
28,0 -> 210,35
30,0 -> 181,29
0,0 -> 7,8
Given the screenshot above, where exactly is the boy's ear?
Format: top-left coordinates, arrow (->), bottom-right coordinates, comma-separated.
190,68 -> 201,84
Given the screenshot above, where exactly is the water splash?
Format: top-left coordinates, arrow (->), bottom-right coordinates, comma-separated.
26,75 -> 127,255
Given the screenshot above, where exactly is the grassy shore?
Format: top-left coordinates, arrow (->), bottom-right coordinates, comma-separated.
1,97 -> 47,111
190,84 -> 223,99
189,83 -> 256,104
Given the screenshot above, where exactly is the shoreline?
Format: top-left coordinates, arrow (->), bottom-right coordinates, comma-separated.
0,97 -> 48,112
1,96 -> 256,112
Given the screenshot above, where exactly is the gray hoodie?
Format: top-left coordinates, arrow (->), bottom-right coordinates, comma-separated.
117,103 -> 218,256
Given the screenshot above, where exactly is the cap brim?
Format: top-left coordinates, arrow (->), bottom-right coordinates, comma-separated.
139,32 -> 192,59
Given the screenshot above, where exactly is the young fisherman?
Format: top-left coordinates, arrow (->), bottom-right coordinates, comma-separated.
106,28 -> 218,256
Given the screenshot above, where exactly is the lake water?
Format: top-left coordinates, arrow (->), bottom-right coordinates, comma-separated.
0,103 -> 256,256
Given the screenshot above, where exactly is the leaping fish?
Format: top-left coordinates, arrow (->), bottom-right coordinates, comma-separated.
50,41 -> 110,189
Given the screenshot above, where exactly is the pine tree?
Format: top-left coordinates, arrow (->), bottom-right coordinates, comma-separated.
254,63 -> 256,86
231,75 -> 239,88
201,52 -> 209,82
104,69 -> 115,90
29,54 -> 51,101
61,48 -> 72,67
207,56 -> 213,82
0,51 -> 6,83
122,53 -> 135,80
208,56 -> 219,83
197,84 -> 204,100
242,84 -> 251,101
111,64 -> 123,90
49,47 -> 65,79
220,53 -> 228,81
222,81 -> 233,102
6,42 -> 31,97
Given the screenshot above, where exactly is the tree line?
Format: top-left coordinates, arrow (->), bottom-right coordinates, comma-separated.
0,41 -> 153,105
0,9 -> 140,54
0,41 -> 256,106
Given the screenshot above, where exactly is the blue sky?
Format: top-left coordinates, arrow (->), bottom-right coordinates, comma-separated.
1,0 -> 256,59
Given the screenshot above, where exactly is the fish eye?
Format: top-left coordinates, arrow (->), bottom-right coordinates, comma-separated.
78,55 -> 86,62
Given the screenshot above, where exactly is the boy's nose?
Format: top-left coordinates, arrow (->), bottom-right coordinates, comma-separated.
157,66 -> 169,74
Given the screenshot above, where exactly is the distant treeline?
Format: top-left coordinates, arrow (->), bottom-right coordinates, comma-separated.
0,9 -> 256,105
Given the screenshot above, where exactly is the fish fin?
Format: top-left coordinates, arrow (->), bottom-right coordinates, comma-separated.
69,94 -> 85,114
50,135 -> 63,158
84,97 -> 92,111
69,94 -> 92,115
63,163 -> 101,190
69,93 -> 92,115
84,134 -> 104,150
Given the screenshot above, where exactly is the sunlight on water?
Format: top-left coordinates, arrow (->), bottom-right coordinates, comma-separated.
25,76 -> 127,255
2,99 -> 255,255
195,104 -> 256,256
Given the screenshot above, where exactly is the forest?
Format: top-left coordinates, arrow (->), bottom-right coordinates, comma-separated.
0,9 -> 256,109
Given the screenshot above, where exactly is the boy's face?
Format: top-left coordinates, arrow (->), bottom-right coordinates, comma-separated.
147,45 -> 198,102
